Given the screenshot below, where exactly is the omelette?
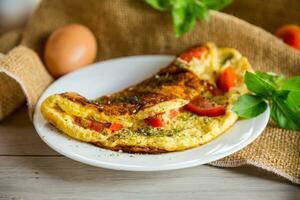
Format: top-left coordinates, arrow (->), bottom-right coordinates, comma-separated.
41,43 -> 252,153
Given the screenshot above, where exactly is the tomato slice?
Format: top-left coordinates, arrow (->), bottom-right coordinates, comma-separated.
74,117 -> 92,128
179,47 -> 206,62
90,121 -> 103,132
169,109 -> 179,120
186,97 -> 225,117
74,117 -> 103,132
109,123 -> 123,132
217,67 -> 237,92
186,103 -> 225,117
146,116 -> 164,128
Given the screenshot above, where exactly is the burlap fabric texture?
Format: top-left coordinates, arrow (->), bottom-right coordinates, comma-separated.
0,0 -> 299,184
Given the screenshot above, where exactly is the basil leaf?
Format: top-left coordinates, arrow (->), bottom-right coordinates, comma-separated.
232,94 -> 268,118
271,96 -> 300,131
255,71 -> 286,88
254,71 -> 279,88
285,91 -> 300,112
274,74 -> 286,87
171,1 -> 197,37
200,0 -> 232,10
144,0 -> 232,37
193,1 -> 209,20
282,76 -> 300,92
245,71 -> 277,96
144,0 -> 172,11
233,71 -> 300,131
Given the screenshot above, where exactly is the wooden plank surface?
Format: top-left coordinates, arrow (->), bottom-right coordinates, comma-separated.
0,107 -> 299,200
0,107 -> 58,156
0,157 -> 299,200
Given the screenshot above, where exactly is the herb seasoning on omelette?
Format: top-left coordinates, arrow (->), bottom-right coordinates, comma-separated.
41,43 -> 252,153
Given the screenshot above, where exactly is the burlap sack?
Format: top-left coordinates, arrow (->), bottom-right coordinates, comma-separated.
0,30 -> 25,119
0,0 -> 299,184
224,0 -> 300,33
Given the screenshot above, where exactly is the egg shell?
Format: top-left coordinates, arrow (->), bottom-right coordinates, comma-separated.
44,23 -> 97,77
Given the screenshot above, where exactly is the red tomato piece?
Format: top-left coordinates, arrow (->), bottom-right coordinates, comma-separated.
186,103 -> 225,117
146,116 -> 164,128
169,109 -> 179,120
217,67 -> 237,92
90,121 -> 103,132
74,116 -> 81,124
85,119 -> 92,128
179,47 -> 206,62
109,123 -> 123,132
186,96 -> 225,117
276,25 -> 300,50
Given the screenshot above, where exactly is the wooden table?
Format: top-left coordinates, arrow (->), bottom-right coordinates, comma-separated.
0,107 -> 299,200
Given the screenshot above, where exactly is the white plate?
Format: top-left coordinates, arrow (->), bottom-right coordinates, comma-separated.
33,55 -> 269,171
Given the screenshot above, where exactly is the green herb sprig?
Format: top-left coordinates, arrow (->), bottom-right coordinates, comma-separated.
144,0 -> 232,37
232,71 -> 300,131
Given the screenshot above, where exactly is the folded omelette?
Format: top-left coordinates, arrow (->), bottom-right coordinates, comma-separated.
41,43 -> 252,153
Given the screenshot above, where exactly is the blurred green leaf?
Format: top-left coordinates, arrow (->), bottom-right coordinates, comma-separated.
144,0 -> 233,37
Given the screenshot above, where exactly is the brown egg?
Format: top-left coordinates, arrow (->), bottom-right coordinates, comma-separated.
44,23 -> 97,77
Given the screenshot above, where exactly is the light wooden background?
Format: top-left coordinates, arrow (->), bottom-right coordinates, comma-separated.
0,107 -> 299,200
